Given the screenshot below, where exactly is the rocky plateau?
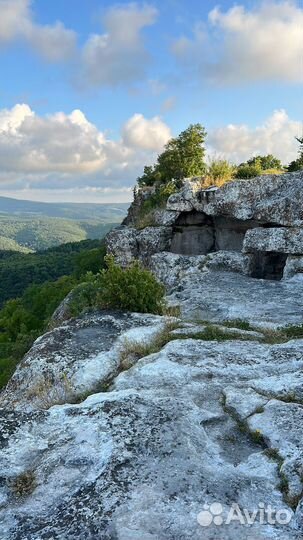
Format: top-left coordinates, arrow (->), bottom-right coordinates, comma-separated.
1,171 -> 303,539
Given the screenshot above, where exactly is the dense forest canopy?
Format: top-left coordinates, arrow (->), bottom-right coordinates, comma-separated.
0,239 -> 107,388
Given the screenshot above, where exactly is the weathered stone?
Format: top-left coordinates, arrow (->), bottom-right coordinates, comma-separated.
167,171 -> 303,227
283,256 -> 303,279
3,171 -> 303,538
106,226 -> 138,266
0,311 -> 168,412
107,172 -> 303,277
152,208 -> 179,226
244,227 -> 303,255
137,226 -> 172,263
2,337 -> 303,538
48,289 -> 75,327
150,251 -> 207,288
168,269 -> 303,328
248,400 -> 303,500
205,250 -> 249,274
106,226 -> 173,267
166,178 -> 204,212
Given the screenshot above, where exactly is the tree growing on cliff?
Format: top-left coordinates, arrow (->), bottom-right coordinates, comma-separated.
137,123 -> 207,187
247,154 -> 282,170
288,137 -> 303,172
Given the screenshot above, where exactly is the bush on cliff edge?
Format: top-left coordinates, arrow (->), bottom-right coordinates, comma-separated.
96,256 -> 165,314
70,256 -> 166,316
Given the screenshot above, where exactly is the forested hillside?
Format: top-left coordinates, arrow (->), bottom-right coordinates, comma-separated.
0,239 -> 105,306
0,238 -> 107,387
0,216 -> 119,252
0,197 -> 128,252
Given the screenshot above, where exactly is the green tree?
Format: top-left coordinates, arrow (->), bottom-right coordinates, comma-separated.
247,154 -> 282,170
137,124 -> 207,187
288,137 -> 303,172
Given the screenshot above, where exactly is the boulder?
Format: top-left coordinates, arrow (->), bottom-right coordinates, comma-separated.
167,171 -> 303,227
0,311 -> 169,412
106,226 -> 173,267
137,226 -> 172,264
243,227 -> 303,255
283,256 -> 303,279
106,226 -> 138,266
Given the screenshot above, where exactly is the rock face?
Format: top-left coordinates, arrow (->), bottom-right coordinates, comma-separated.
2,171 -> 303,539
106,171 -> 303,281
1,315 -> 303,538
0,311 -> 168,412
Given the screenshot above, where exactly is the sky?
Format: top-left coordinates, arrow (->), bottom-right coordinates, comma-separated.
0,0 -> 301,203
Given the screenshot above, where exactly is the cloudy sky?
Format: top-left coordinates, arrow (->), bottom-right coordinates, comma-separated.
0,0 -> 301,202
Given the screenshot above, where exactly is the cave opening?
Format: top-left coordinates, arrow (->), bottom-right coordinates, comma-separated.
170,211 -> 259,255
248,251 -> 288,281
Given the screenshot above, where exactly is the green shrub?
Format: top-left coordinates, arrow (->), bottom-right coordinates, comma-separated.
69,277 -> 101,317
96,256 -> 165,314
283,324 -> 303,339
206,159 -> 235,185
235,163 -> 262,179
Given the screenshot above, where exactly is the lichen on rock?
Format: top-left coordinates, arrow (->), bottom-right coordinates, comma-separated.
2,171 -> 303,539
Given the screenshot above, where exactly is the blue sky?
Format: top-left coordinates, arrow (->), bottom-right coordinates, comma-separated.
0,0 -> 301,202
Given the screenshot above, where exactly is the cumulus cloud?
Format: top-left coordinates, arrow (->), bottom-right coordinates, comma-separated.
173,1 -> 303,84
0,104 -> 300,202
0,0 -> 76,61
81,3 -> 158,87
208,110 -> 302,164
0,104 -> 171,194
122,113 -> 171,151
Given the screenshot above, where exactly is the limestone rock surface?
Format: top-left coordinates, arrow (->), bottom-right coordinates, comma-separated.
1,327 -> 303,538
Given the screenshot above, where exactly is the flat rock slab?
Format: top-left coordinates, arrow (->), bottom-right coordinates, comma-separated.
0,311 -> 168,412
1,337 -> 303,538
169,269 -> 303,328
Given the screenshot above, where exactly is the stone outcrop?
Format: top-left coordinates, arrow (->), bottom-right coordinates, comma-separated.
0,311 -> 168,411
167,171 -> 303,226
1,312 -> 303,538
106,171 -> 303,281
106,226 -> 172,267
243,227 -> 303,255
2,171 -> 303,539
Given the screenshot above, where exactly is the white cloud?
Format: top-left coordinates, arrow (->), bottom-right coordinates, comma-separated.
81,3 -> 158,87
0,104 -> 300,202
122,113 -> 171,151
0,104 -> 171,193
208,109 -> 302,164
173,1 -> 303,84
0,0 -> 76,61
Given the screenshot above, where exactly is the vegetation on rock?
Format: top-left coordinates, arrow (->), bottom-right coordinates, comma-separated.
95,256 -> 165,315
137,124 -> 207,187
288,137 -> 303,172
0,239 -> 106,306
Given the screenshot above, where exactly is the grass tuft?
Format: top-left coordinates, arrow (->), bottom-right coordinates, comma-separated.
7,471 -> 37,498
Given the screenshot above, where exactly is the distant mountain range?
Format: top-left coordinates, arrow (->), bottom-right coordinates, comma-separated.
0,196 -> 129,252
0,196 -> 129,221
